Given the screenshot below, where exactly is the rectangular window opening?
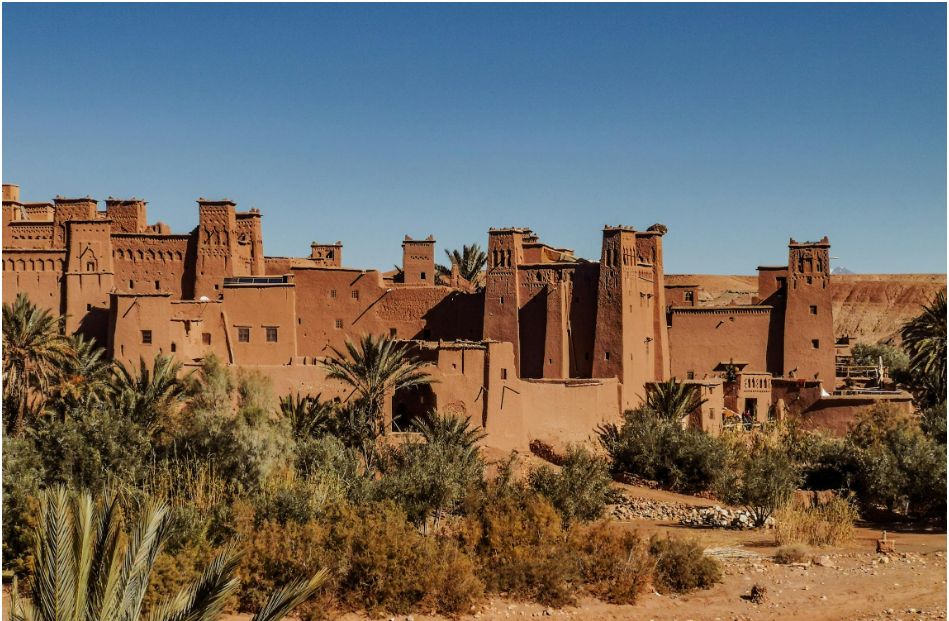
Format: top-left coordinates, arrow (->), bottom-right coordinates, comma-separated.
266,327 -> 278,342
351,290 -> 359,299
330,289 -> 337,298
237,327 -> 250,343
202,332 -> 211,346
141,330 -> 152,345
809,305 -> 818,315
501,368 -> 508,380
812,339 -> 820,349
335,319 -> 343,329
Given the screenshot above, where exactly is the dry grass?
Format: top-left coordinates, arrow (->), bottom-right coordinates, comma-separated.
773,544 -> 810,564
775,497 -> 858,547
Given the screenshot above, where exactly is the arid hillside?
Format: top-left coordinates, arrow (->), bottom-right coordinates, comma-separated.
667,273 -> 947,344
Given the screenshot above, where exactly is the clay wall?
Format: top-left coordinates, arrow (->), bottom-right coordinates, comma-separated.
234,211 -> 264,276
53,197 -> 97,247
757,266 -> 788,303
288,267 -> 483,359
108,294 -> 230,369
668,307 -> 772,379
483,229 -> 525,369
112,235 -> 195,298
6,221 -> 56,249
194,200 -> 238,299
222,282 -> 298,365
63,220 -> 115,339
797,392 -> 914,437
2,251 -> 66,311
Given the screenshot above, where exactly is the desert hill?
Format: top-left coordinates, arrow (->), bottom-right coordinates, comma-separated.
666,273 -> 946,345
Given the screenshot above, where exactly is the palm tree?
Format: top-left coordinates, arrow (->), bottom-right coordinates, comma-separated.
280,392 -> 337,440
9,486 -> 326,621
2,293 -> 76,433
415,410 -> 486,462
48,336 -> 115,412
113,353 -> 189,433
321,334 -> 434,430
435,244 -> 488,289
900,291 -> 947,404
645,378 -> 708,423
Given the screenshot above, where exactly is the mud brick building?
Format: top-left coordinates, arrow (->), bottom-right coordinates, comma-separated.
2,183 -> 910,448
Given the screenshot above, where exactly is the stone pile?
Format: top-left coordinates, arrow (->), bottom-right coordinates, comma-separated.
608,497 -> 696,522
678,505 -> 775,529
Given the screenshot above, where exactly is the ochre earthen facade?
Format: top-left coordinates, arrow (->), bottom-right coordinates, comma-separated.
2,183 -> 910,447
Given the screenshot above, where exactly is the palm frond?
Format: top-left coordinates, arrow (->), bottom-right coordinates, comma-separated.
250,570 -> 329,621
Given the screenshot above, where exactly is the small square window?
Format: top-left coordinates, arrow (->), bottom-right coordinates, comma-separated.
335,319 -> 343,329
390,328 -> 397,337
351,290 -> 359,299
809,305 -> 817,315
214,284 -> 220,290
238,327 -> 250,343
806,276 -> 813,285
141,330 -> 152,345
812,339 -> 820,349
684,291 -> 693,303
202,332 -> 211,345
86,303 -> 92,311
421,271 -> 427,280
170,342 -> 176,353
687,371 -> 695,380
330,289 -> 337,298
266,327 -> 278,343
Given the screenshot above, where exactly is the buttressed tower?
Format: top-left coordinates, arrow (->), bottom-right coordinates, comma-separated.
783,237 -> 835,384
484,228 -> 526,368
194,199 -> 238,299
592,226 -> 669,407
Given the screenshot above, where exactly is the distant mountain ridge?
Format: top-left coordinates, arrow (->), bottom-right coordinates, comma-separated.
665,273 -> 947,344
831,266 -> 855,275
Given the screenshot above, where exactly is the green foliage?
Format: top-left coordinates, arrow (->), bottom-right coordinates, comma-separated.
900,291 -> 947,406
320,334 -> 434,428
646,378 -> 708,423
295,435 -> 372,503
598,407 -> 730,493
377,413 -> 485,531
280,392 -> 336,441
113,353 -> 188,434
850,342 -> 910,374
919,402 -> 947,444
435,244 -> 488,289
648,536 -> 721,593
721,436 -> 800,526
175,362 -> 295,494
529,445 -> 614,528
2,293 -> 76,433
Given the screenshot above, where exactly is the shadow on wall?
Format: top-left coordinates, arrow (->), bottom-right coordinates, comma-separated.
420,291 -> 485,341
391,384 -> 438,432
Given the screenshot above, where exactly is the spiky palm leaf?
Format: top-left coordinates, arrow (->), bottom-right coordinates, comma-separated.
435,244 -> 487,289
48,336 -> 115,414
279,392 -> 336,440
12,487 -> 326,621
900,291 -> 947,404
113,354 -> 188,433
414,410 -> 486,462
645,378 -> 708,423
2,293 -> 77,433
321,334 -> 434,428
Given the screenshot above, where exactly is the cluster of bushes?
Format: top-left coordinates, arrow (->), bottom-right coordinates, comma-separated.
2,294 -> 723,616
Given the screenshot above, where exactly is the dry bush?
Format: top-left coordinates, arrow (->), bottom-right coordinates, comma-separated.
773,544 -> 810,564
236,500 -> 483,619
775,497 -> 858,547
648,536 -> 721,594
463,487 -> 577,608
570,521 -> 654,604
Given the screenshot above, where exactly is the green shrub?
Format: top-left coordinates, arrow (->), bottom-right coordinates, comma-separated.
721,437 -> 799,526
376,414 -> 485,531
850,342 -> 910,374
773,544 -> 809,564
920,402 -> 947,445
529,444 -> 615,527
569,521 -> 653,604
648,536 -> 721,593
599,407 -> 730,493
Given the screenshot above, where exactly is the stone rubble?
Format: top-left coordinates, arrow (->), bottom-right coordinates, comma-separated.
609,495 -> 776,529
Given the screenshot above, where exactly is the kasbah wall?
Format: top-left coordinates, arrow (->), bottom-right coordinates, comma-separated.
2,183 -> 912,450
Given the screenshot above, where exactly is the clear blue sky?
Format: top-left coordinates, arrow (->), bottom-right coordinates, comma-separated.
3,3 -> 946,274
